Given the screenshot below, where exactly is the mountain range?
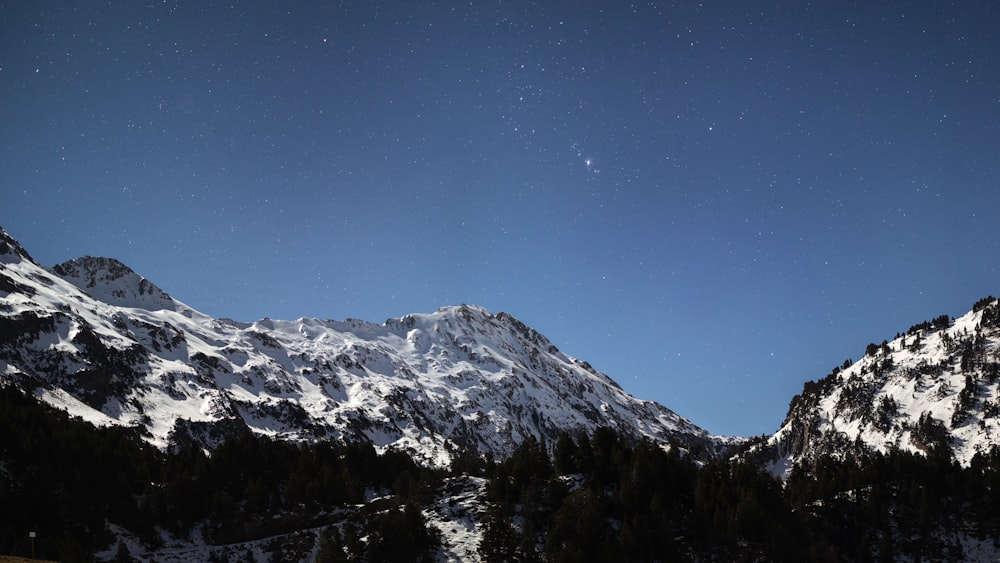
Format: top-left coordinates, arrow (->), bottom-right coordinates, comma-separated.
4,226 -> 1000,561
0,227 -> 718,467
3,226 -> 999,472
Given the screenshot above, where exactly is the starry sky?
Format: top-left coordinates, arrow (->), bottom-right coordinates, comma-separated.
3,1 -> 998,437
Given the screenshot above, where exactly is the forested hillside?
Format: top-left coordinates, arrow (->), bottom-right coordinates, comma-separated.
479,431 -> 1000,561
0,384 -> 443,562
4,382 -> 1000,561
760,296 -> 1000,474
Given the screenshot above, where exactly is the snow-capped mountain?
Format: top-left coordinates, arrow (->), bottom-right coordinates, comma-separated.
755,296 -> 1000,477
0,227 -> 717,465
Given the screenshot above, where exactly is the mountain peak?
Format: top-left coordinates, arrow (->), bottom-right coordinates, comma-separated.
50,256 -> 178,311
0,227 -> 36,265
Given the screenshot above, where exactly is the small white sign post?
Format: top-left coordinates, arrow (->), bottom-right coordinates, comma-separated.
29,531 -> 36,559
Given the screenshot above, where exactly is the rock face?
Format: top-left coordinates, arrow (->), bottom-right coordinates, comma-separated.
51,256 -> 179,311
0,227 -> 718,465
754,296 -> 1000,477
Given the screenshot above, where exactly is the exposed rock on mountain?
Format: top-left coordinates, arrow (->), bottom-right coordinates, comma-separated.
753,296 -> 1000,476
0,227 -> 717,465
51,256 -> 179,311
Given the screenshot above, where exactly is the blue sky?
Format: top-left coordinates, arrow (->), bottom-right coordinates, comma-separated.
3,1 -> 998,436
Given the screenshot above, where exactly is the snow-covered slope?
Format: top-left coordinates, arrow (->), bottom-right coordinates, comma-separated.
0,227 -> 717,465
51,255 -> 180,311
756,296 -> 1000,476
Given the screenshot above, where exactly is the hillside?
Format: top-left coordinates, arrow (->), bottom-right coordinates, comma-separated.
753,296 -> 1000,477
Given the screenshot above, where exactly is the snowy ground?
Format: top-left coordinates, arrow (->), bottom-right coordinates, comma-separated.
424,476 -> 487,563
94,477 -> 488,563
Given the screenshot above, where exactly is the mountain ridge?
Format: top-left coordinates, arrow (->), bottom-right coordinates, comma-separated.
0,227 -> 720,465
5,225 -> 999,475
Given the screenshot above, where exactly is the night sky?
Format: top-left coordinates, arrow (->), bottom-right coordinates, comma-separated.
3,2 -> 998,436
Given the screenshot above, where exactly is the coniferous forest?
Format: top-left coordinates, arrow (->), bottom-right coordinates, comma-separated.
3,383 -> 1000,562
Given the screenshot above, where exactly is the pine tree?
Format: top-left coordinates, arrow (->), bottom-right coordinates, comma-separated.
553,431 -> 578,474
478,505 -> 522,562
111,540 -> 133,563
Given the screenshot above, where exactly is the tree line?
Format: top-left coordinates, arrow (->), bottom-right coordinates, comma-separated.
3,382 -> 1000,561
0,384 -> 442,562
